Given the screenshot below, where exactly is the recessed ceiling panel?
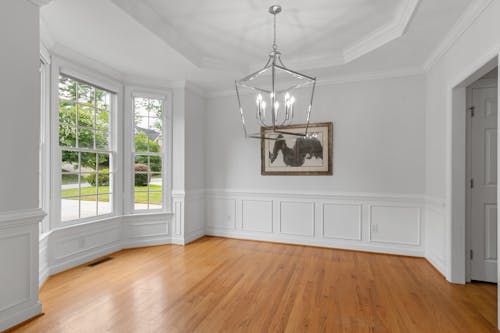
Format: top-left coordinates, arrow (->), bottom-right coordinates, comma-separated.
112,0 -> 417,69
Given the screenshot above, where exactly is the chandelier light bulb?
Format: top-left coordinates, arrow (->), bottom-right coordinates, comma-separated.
256,94 -> 263,106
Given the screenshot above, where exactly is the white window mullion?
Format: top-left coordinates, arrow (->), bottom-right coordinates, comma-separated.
58,75 -> 115,225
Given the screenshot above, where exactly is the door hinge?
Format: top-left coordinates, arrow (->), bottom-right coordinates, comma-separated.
470,249 -> 473,260
470,178 -> 474,189
469,106 -> 475,117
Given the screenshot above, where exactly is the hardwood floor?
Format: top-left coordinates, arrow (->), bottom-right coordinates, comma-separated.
10,236 -> 497,333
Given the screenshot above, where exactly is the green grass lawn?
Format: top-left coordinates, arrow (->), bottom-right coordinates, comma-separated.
61,185 -> 162,204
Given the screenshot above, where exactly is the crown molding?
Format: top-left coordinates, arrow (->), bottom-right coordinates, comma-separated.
207,66 -> 424,99
344,0 -> 420,63
28,0 -> 54,7
423,0 -> 495,72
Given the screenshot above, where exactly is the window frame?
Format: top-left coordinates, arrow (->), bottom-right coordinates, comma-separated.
124,87 -> 173,215
51,57 -> 123,228
39,47 -> 51,236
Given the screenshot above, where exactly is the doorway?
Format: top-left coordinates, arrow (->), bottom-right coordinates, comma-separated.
466,68 -> 499,283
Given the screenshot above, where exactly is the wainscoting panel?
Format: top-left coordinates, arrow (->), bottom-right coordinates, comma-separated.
205,190 -> 425,257
0,232 -> 31,312
207,198 -> 236,230
369,205 -> 421,245
49,218 -> 122,275
126,221 -> 168,238
280,201 -> 315,237
242,200 -> 273,233
0,209 -> 44,332
322,203 -> 362,241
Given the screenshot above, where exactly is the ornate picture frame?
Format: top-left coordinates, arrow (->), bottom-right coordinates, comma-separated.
261,122 -> 333,176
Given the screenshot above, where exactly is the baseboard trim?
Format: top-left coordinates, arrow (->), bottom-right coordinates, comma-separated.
185,229 -> 205,244
425,253 -> 448,280
38,267 -> 49,288
206,229 -> 425,257
0,302 -> 41,333
122,236 -> 172,249
49,242 -> 122,276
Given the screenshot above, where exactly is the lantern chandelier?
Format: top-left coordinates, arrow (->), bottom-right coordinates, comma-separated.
235,4 -> 317,140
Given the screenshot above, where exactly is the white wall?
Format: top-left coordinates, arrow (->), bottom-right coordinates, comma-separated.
0,0 -> 40,212
0,0 -> 44,331
425,0 -> 500,281
206,76 -> 425,194
185,89 -> 206,192
184,88 -> 206,240
204,75 -> 427,255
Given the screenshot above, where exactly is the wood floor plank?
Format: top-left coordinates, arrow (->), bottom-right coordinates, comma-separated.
9,236 -> 498,333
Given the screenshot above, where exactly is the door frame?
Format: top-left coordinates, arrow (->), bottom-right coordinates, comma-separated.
465,78 -> 498,283
446,49 -> 499,328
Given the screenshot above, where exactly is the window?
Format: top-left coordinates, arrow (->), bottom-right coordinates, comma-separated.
58,75 -> 114,222
133,96 -> 165,211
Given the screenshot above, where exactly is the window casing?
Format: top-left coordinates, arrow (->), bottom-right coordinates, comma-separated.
39,56 -> 50,235
58,75 -> 115,222
132,96 -> 166,211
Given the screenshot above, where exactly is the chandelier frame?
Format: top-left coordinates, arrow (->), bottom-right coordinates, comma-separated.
235,5 -> 317,140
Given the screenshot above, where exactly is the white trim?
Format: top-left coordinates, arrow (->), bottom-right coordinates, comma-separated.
27,0 -> 53,6
424,0 -> 495,71
124,86 -> 173,215
0,209 -> 46,226
445,51 -> 499,284
0,303 -> 42,333
206,189 -> 425,257
50,55 -> 125,229
49,242 -> 122,276
205,229 -> 425,257
426,252 -> 448,278
344,0 -> 420,63
206,188 -> 425,203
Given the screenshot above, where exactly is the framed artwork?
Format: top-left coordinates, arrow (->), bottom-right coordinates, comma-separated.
261,122 -> 333,176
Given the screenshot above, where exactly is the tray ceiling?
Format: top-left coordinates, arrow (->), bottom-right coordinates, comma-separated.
110,0 -> 419,70
40,0 -> 472,92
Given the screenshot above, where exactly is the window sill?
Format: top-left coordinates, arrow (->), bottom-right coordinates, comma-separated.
54,214 -> 121,232
122,211 -> 173,219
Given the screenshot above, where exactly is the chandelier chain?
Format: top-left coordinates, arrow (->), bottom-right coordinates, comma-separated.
273,12 -> 277,51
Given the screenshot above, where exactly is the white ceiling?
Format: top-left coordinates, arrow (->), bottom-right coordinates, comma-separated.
40,0 -> 471,93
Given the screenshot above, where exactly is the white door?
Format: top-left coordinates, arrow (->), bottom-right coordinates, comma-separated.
470,83 -> 498,283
